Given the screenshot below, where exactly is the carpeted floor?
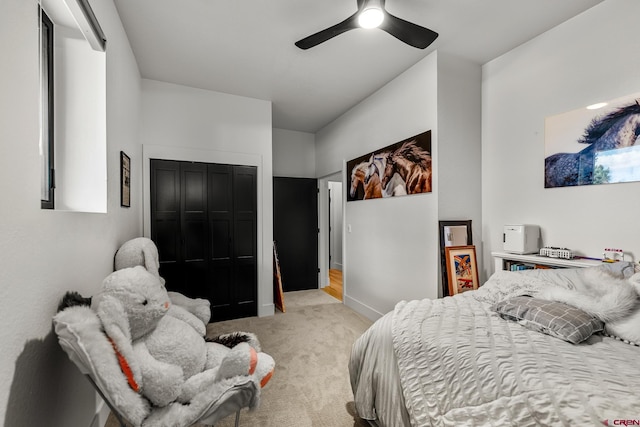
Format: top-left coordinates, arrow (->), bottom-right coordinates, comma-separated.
106,290 -> 374,427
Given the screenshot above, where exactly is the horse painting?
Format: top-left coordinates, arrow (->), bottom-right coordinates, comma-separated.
381,140 -> 432,194
367,152 -> 407,198
350,161 -> 381,200
346,130 -> 432,201
545,99 -> 640,188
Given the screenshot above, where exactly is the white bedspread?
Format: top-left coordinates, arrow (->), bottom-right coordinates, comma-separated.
391,271 -> 640,427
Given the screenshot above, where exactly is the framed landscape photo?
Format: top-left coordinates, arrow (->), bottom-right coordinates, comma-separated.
120,151 -> 130,207
445,245 -> 479,296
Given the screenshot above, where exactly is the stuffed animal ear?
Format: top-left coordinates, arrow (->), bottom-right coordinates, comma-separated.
141,242 -> 166,285
93,294 -> 142,389
94,294 -> 131,346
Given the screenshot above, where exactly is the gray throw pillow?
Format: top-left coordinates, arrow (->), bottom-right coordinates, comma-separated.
493,296 -> 604,344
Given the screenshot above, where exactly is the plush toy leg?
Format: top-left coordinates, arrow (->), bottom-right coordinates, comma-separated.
178,342 -> 268,404
214,343 -> 256,381
252,352 -> 275,388
205,341 -> 233,370
215,342 -> 275,388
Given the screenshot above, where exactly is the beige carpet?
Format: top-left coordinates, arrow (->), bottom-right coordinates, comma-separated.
106,290 -> 374,427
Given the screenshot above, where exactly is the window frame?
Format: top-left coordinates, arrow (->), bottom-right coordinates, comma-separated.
40,7 -> 55,209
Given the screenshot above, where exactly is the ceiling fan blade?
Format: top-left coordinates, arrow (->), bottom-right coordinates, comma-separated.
295,13 -> 359,50
379,12 -> 438,49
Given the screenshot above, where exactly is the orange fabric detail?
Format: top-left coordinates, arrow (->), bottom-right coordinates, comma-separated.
260,369 -> 274,388
107,337 -> 140,393
248,348 -> 257,375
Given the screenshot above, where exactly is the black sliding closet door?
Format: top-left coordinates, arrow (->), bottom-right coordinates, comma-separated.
150,159 -> 257,321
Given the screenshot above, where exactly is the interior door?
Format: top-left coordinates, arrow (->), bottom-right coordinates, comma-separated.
273,177 -> 318,291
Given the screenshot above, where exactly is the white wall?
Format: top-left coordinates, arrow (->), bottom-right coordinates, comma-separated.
0,0 -> 142,425
54,25 -> 107,212
318,171 -> 341,289
437,52 -> 482,254
272,128 -> 316,178
482,0 -> 640,278
139,79 -> 274,317
329,181 -> 343,270
316,53 -> 439,319
315,50 -> 482,318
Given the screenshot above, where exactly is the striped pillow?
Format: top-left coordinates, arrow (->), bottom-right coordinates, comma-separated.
493,296 -> 604,344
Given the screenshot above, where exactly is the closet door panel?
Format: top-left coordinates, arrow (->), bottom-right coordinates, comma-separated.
207,164 -> 234,319
232,166 -> 257,317
181,163 -> 208,298
151,160 -> 182,293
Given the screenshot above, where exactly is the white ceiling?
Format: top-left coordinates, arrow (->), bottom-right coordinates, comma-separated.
112,0 -> 603,133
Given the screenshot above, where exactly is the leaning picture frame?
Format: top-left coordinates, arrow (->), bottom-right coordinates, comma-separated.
445,245 -> 479,296
439,220 -> 472,297
120,151 -> 130,207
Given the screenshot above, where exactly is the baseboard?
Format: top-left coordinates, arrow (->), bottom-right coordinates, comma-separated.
259,302 -> 275,317
343,294 -> 384,322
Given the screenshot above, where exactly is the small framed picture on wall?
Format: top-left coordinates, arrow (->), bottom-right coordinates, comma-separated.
120,151 -> 130,207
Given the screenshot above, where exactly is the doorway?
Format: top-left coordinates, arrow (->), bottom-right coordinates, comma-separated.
318,172 -> 344,301
273,177 -> 319,292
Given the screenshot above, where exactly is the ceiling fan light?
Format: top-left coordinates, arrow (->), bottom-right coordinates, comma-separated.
358,7 -> 384,29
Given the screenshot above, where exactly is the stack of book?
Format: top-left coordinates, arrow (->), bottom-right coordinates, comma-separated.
505,261 -> 556,271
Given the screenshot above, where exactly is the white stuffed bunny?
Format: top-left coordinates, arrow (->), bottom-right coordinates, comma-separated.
114,237 -> 211,326
113,237 -> 262,352
91,266 -> 274,408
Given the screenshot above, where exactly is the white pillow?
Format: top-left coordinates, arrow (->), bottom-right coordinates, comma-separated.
518,268 -> 585,290
518,262 -> 636,291
604,271 -> 640,345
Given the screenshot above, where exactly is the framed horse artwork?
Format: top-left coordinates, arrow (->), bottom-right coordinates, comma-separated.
545,91 -> 640,188
346,130 -> 432,201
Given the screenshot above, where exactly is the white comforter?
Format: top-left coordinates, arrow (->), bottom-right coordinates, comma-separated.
391,271 -> 640,427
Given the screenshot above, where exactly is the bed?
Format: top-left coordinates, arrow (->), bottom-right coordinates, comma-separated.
349,263 -> 640,427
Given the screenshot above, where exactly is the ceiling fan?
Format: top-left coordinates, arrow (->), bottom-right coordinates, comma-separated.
295,0 -> 438,50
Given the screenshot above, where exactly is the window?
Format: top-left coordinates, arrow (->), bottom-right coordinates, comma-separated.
40,7 -> 55,209
39,0 -> 107,212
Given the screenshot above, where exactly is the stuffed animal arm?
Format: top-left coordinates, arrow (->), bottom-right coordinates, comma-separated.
167,291 -> 211,326
167,304 -> 206,337
133,341 -> 184,407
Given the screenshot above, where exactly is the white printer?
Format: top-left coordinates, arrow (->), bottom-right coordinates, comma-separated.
503,224 -> 540,254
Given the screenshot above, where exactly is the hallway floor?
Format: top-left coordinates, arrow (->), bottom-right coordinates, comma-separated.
323,269 -> 343,301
